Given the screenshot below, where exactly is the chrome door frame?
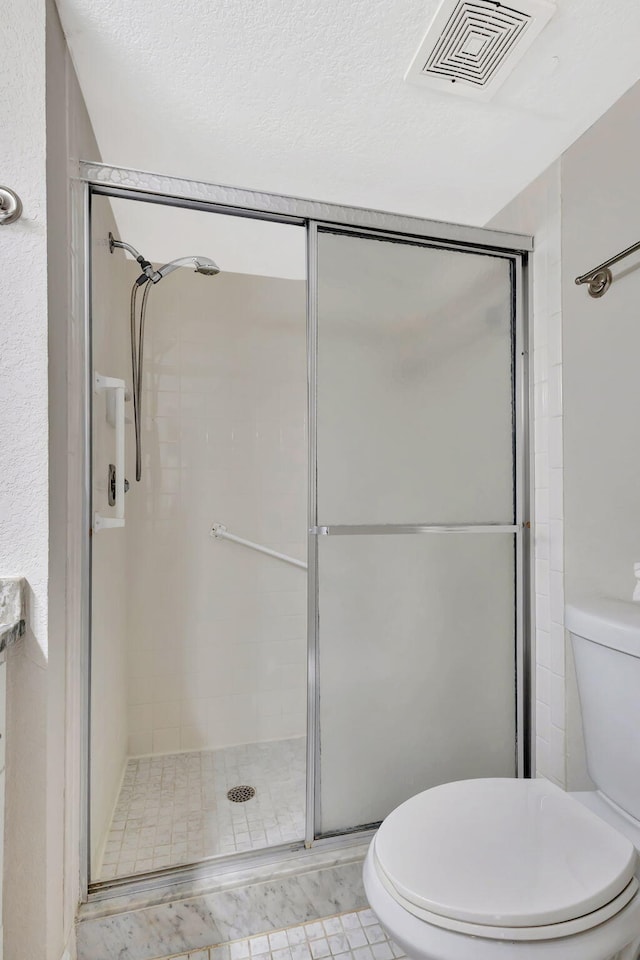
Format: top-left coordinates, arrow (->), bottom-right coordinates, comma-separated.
77,161 -> 532,904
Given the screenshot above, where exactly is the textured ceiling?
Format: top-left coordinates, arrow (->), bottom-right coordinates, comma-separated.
56,0 -> 640,225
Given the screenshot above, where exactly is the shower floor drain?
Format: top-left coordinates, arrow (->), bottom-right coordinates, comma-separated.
227,785 -> 256,803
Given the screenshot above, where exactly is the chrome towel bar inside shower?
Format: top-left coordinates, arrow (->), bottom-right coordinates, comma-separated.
575,238 -> 640,298
210,523 -> 307,570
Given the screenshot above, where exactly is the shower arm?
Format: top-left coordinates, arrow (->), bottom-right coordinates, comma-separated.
109,232 -> 156,284
109,235 -> 220,284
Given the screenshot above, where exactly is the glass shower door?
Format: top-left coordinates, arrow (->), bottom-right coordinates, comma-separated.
311,227 -> 524,838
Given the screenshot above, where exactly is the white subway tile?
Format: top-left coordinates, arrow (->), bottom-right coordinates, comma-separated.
549,518 -> 563,573
152,727 -> 180,753
534,417 -> 548,455
533,302 -> 548,346
128,732 -> 152,756
157,442 -> 181,470
548,364 -> 563,418
536,701 -> 551,742
536,665 -> 551,705
535,488 -> 549,523
549,469 -> 564,520
128,703 -> 153,734
180,725 -> 208,751
150,416 -> 181,444
550,673 -> 565,729
550,623 -> 565,677
155,391 -> 181,418
127,675 -> 152,706
535,736 -> 550,779
548,417 -> 563,470
535,522 -> 549,559
152,674 -> 179,703
534,381 -> 548,420
547,310 -> 563,366
535,559 -> 550,596
550,570 -> 565,626
153,700 -> 181,730
536,629 -> 551,670
533,345 -> 549,386
255,692 -> 283,719
534,452 -> 549,489
548,723 -> 566,785
536,593 -> 551,633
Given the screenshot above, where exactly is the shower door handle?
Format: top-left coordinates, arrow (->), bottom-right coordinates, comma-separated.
94,372 -> 126,531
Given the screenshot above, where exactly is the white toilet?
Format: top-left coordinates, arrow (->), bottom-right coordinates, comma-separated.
363,599 -> 640,960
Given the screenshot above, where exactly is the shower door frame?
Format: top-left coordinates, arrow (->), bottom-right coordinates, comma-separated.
78,161 -> 533,904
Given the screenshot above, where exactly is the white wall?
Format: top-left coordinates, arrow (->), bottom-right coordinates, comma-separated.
0,3 -> 50,957
1,1 -> 100,957
560,78 -> 640,789
561,81 -> 640,602
89,196 -> 131,874
488,162 -> 566,788
122,264 -> 308,755
489,77 -> 640,793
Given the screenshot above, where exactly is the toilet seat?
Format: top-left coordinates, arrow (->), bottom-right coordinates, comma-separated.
374,856 -> 638,941
373,778 -> 638,942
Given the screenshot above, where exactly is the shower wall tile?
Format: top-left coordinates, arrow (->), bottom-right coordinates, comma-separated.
126,271 -> 308,756
488,161 -> 566,787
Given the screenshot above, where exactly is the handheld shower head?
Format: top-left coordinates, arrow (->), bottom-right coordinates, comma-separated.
194,259 -> 221,276
110,235 -> 221,285
153,256 -> 220,282
110,232 -> 221,482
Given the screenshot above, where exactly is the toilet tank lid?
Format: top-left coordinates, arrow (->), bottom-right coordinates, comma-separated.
566,599 -> 640,657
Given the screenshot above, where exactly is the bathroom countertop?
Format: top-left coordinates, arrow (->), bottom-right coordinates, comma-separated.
0,577 -> 27,652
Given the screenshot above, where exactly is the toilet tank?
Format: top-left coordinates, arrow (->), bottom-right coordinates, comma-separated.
566,599 -> 640,821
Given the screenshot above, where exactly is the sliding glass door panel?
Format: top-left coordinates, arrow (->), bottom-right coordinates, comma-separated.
312,226 -> 523,840
316,230 -> 515,526
317,533 -> 516,836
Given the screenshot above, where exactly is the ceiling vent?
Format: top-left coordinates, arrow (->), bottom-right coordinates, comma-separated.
405,0 -> 556,100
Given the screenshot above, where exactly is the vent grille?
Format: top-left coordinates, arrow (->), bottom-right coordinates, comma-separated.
405,0 -> 556,100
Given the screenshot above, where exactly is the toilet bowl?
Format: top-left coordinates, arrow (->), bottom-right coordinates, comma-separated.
363,599 -> 640,960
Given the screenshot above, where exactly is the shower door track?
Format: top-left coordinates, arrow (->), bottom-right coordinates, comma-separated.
77,161 -> 533,905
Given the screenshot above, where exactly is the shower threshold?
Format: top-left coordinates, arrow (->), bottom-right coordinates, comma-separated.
97,736 -> 306,879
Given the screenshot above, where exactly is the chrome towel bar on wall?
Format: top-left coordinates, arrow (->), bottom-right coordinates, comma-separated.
575,238 -> 640,298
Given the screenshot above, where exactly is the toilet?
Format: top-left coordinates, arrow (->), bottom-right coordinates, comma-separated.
363,599 -> 640,960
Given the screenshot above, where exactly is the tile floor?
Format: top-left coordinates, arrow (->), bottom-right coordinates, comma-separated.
158,909 -> 405,960
99,737 -> 306,878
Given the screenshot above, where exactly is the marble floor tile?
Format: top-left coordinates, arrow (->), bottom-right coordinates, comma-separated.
154,908 -> 405,960
99,737 -> 306,879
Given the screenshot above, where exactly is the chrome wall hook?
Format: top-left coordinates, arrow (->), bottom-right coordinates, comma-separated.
0,186 -> 23,225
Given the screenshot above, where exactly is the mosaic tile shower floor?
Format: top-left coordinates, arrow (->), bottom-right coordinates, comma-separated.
157,909 -> 405,960
98,736 -> 306,878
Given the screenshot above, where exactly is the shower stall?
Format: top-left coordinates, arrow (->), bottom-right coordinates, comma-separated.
83,164 -> 532,899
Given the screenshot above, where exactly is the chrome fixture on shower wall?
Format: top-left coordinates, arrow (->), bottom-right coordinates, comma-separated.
575,238 -> 640,298
108,232 -> 220,481
0,186 -> 23,225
